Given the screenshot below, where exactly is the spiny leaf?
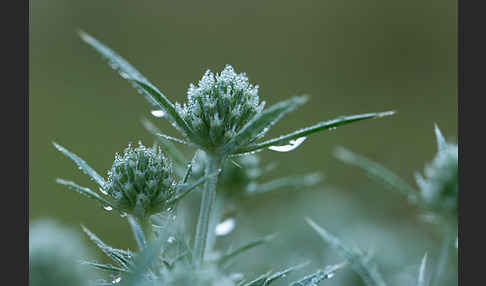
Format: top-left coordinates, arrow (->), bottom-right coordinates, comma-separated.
78,31 -> 157,106
169,171 -> 219,204
234,111 -> 395,154
334,146 -> 417,200
141,118 -> 187,166
217,234 -> 277,266
247,173 -> 323,195
79,31 -> 193,138
417,253 -> 428,286
121,238 -> 164,286
53,142 -> 105,187
56,179 -> 115,209
182,159 -> 193,184
306,218 -> 387,286
156,131 -> 195,147
127,215 -> 146,251
80,261 -> 126,273
134,80 -> 194,139
240,263 -> 307,286
433,124 -> 448,152
241,272 -> 272,286
224,96 -> 308,154
288,261 -> 348,286
264,262 -> 309,286
82,225 -> 133,269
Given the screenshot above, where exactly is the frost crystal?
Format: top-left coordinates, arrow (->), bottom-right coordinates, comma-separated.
177,65 -> 265,150
103,142 -> 176,219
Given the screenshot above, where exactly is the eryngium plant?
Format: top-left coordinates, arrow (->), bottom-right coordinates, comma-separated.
79,31 -> 394,266
54,141 -> 212,242
333,125 -> 458,286
40,30 -> 418,286
334,124 -> 458,218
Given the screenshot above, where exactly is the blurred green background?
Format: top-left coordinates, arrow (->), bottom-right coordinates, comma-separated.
30,0 -> 457,285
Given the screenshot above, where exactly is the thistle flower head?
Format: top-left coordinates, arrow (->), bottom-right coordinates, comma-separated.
192,151 -> 261,196
191,152 -> 321,200
103,142 -> 177,219
176,65 -> 265,151
29,220 -> 96,286
416,142 -> 458,213
218,154 -> 262,195
415,127 -> 458,213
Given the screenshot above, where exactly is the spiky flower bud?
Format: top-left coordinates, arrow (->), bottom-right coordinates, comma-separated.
103,142 -> 176,219
217,154 -> 262,196
176,65 -> 265,151
191,151 -> 261,197
416,142 -> 458,213
29,220 -> 96,286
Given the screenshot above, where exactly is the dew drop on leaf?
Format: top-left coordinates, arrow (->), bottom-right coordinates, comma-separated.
324,272 -> 335,279
167,236 -> 176,244
151,110 -> 166,118
103,205 -> 113,211
120,212 -> 127,218
112,277 -> 122,284
99,187 -> 108,195
268,137 -> 307,152
215,217 -> 236,236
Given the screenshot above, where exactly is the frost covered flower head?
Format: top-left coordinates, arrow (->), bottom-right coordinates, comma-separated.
103,142 -> 176,219
175,65 -> 265,150
81,32 -> 395,158
29,220 -> 96,286
191,151 -> 321,199
54,141 -> 208,221
415,125 -> 458,213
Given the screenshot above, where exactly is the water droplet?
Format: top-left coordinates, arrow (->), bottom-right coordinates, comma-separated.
151,110 -> 166,118
376,110 -> 396,118
230,273 -> 244,282
167,236 -> 176,243
112,277 -> 122,284
119,72 -> 130,79
120,212 -> 127,218
324,272 -> 335,279
103,205 -> 113,211
215,217 -> 236,236
268,137 -> 307,152
99,187 -> 108,195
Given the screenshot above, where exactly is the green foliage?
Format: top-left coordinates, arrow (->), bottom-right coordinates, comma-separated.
29,220 -> 97,286
306,218 -> 386,286
334,125 -> 458,217
33,31 -> 457,286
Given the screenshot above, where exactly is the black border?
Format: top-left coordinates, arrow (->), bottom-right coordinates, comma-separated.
457,0 -> 462,282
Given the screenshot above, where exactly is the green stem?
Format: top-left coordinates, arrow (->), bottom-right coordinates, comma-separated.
139,216 -> 154,243
193,154 -> 222,267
